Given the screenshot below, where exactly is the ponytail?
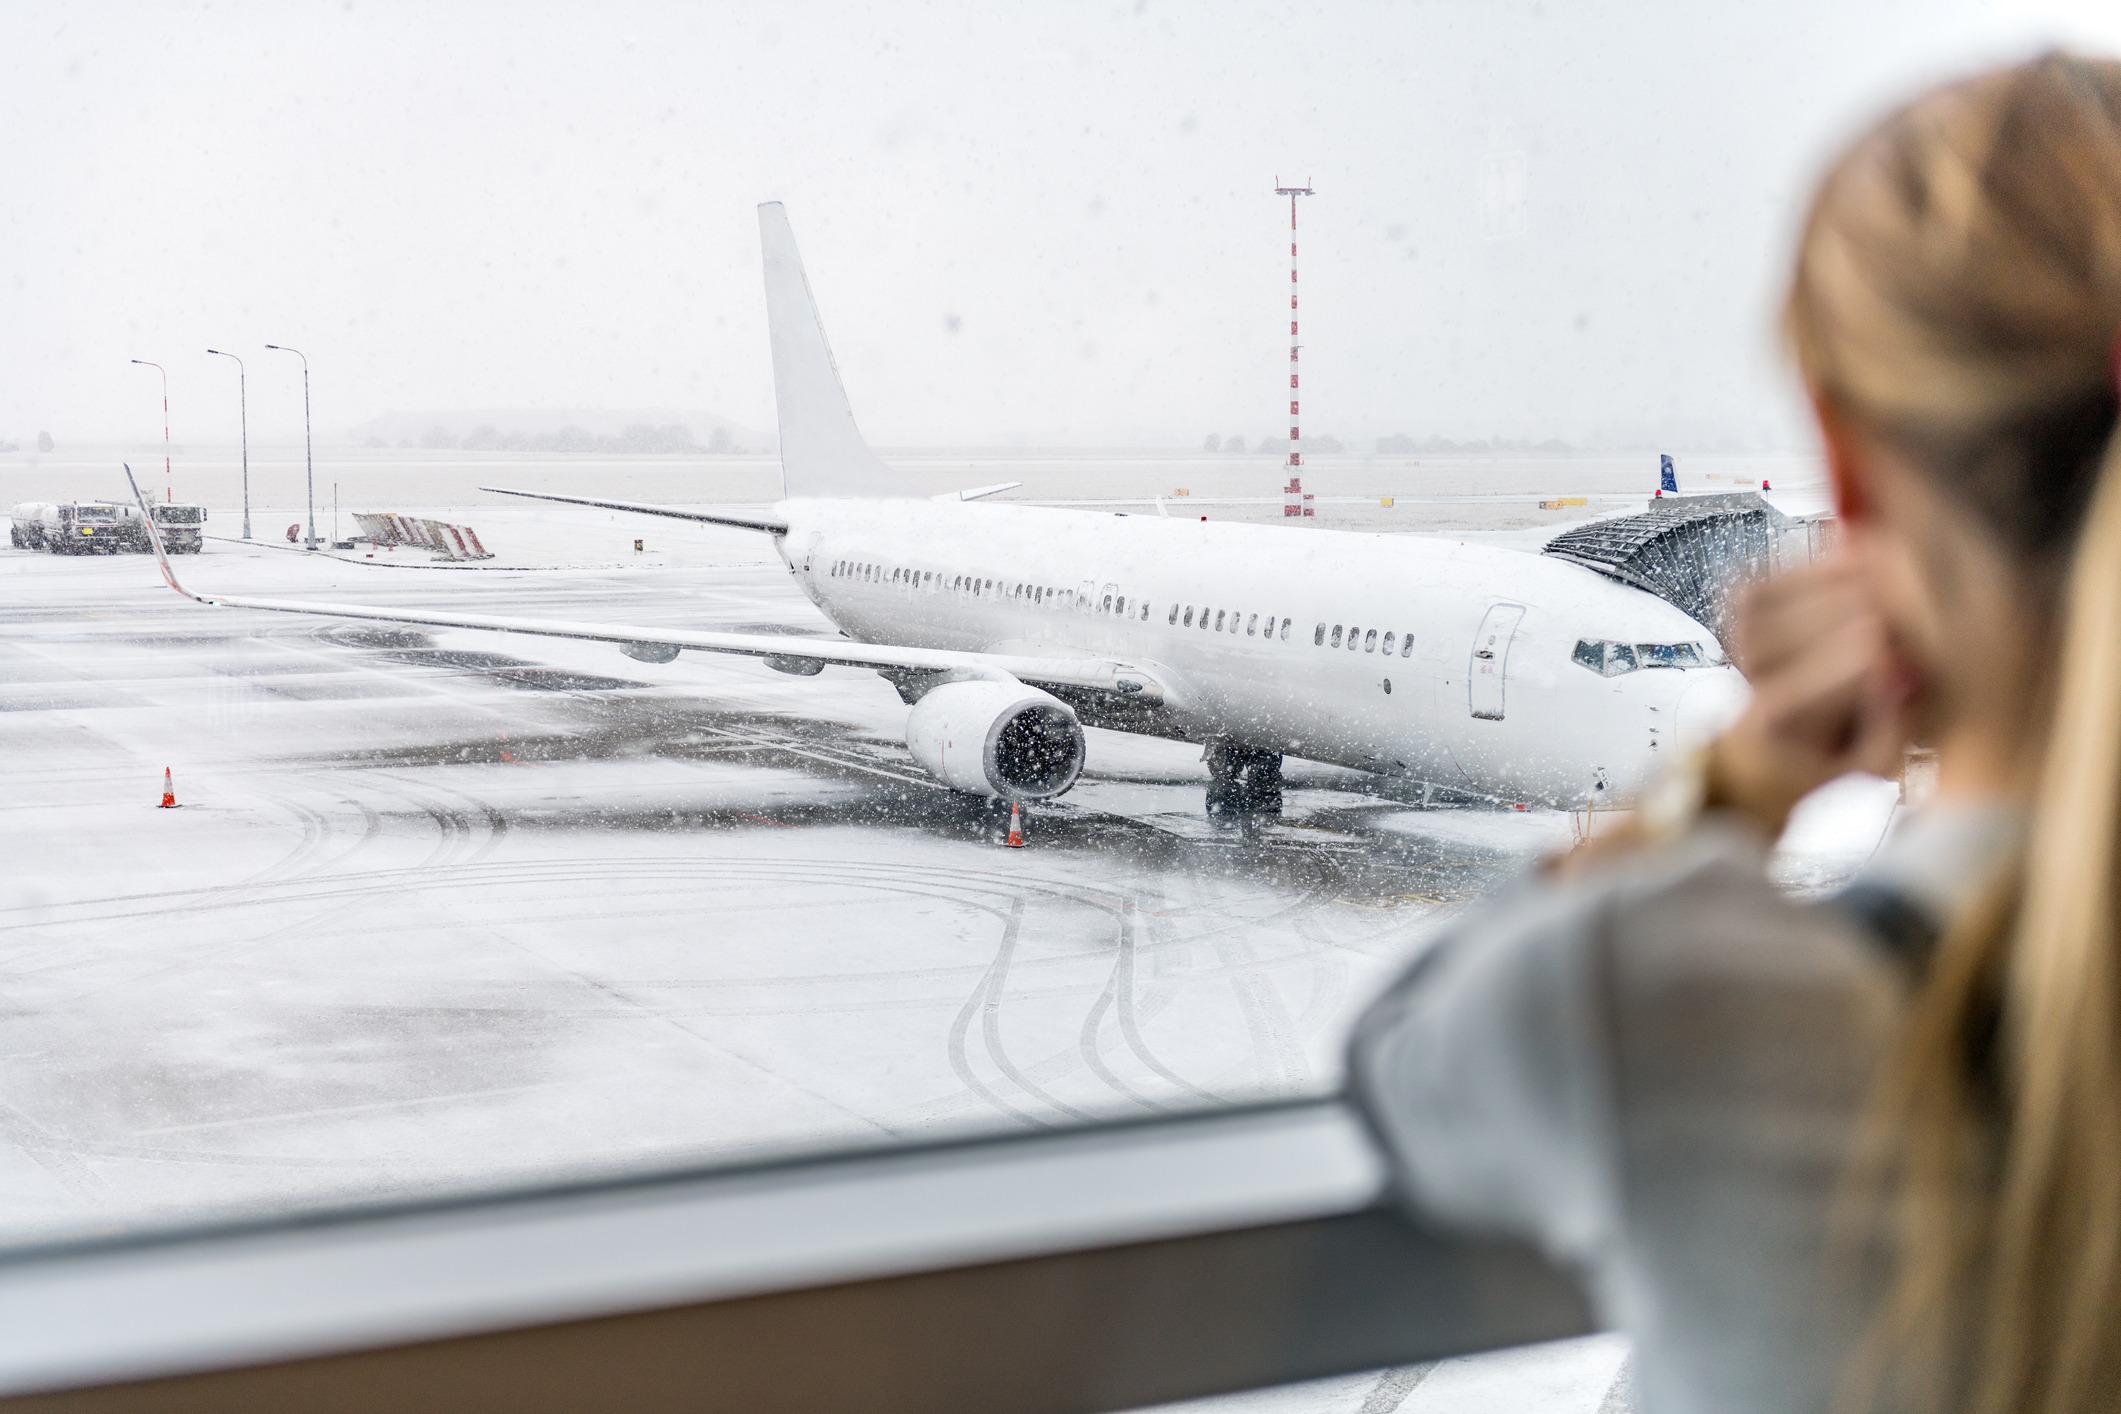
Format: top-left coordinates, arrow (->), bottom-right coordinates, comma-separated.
1976,402 -> 2121,1414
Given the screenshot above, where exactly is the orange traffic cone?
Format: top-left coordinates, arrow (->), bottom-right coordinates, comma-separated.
159,767 -> 178,809
1005,801 -> 1026,848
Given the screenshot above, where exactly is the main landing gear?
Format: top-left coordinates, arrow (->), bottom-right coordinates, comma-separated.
1204,738 -> 1283,830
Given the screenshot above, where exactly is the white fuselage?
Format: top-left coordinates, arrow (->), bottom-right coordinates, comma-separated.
772,498 -> 1747,808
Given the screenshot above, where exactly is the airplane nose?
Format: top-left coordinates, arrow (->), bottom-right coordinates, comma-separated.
1676,665 -> 1750,755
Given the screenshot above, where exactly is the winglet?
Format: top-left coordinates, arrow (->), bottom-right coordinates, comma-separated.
935,482 -> 1023,503
124,464 -> 204,602
758,202 -> 914,500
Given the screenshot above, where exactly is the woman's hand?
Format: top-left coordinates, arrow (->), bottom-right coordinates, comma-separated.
1706,551 -> 1913,837
1552,550 -> 1911,878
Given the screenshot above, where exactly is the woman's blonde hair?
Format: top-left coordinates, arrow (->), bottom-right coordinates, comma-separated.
1787,52 -> 2121,1414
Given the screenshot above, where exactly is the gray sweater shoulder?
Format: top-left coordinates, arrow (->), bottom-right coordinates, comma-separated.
1348,828 -> 1903,1413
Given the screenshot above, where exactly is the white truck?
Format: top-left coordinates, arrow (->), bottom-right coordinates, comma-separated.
126,499 -> 207,553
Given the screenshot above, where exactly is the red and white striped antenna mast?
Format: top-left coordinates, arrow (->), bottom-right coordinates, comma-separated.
1276,176 -> 1315,518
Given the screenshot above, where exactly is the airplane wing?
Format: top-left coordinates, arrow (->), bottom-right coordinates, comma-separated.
480,486 -> 788,533
123,468 -> 1164,704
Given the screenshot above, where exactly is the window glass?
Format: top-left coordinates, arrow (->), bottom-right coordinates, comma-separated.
1573,639 -> 1604,673
19,20 -> 1935,1376
1638,642 -> 1689,669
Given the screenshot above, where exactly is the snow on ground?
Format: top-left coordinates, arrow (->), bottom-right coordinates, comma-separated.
0,453 -> 1879,1414
0,533 -> 1509,1237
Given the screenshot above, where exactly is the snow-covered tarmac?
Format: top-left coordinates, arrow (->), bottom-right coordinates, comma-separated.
0,460 -> 1892,1412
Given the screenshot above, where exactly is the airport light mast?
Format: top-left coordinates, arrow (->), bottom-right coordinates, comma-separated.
265,344 -> 316,549
1275,178 -> 1315,518
206,349 -> 251,539
129,359 -> 171,504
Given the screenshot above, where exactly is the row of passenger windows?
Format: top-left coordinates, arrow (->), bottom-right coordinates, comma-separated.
828,559 -> 1154,620
1317,623 -> 1416,657
829,562 -> 1418,660
1572,638 -> 1706,675
1169,605 -> 1291,640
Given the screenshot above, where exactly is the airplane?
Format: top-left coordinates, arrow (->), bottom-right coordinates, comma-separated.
126,202 -> 1748,825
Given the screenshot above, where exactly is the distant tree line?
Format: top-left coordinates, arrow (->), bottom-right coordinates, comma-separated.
1202,432 -> 1345,454
1375,432 -> 1573,454
365,424 -> 743,454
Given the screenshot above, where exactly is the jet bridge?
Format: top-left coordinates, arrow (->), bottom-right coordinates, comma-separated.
1541,492 -> 1833,648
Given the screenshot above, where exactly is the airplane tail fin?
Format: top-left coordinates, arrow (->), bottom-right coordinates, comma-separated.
759,202 -> 915,500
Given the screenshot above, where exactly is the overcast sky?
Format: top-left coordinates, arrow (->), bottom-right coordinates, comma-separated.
5,0 -> 2120,451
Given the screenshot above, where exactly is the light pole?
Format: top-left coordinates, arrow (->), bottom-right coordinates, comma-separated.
129,359 -> 171,503
205,349 -> 250,539
265,344 -> 315,549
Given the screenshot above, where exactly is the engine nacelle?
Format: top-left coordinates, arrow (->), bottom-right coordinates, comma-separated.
619,641 -> 680,664
904,680 -> 1085,800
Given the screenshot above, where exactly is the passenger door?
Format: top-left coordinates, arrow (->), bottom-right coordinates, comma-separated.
1468,603 -> 1526,720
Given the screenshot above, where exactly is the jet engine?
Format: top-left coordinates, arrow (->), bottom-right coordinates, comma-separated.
619,641 -> 680,664
904,680 -> 1085,800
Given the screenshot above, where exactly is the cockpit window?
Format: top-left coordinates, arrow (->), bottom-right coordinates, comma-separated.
1636,642 -> 1702,669
1572,638 -> 1703,676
